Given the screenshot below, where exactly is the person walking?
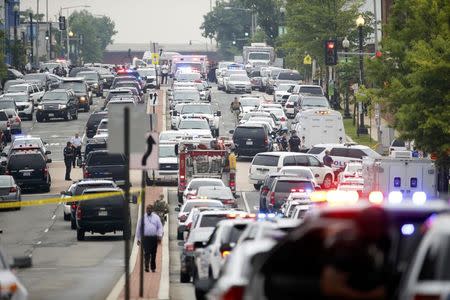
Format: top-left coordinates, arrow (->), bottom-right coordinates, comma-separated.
160,63 -> 169,85
288,130 -> 301,152
136,204 -> 163,272
63,141 -> 75,181
70,133 -> 82,167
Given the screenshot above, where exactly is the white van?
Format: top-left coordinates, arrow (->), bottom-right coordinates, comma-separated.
248,152 -> 334,190
291,108 -> 345,149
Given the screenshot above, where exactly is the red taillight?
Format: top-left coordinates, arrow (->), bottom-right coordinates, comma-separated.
413,295 -> 440,300
184,243 -> 194,252
290,188 -> 305,193
178,215 -> 187,222
270,192 -> 275,205
222,285 -> 245,300
43,167 -> 48,176
76,206 -> 82,220
83,169 -> 90,178
222,199 -> 235,205
264,136 -> 268,145
9,186 -> 17,193
261,186 -> 269,194
71,203 -> 77,210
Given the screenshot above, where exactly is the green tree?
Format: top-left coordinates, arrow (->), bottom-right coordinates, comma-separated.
366,0 -> 450,192
68,10 -> 117,63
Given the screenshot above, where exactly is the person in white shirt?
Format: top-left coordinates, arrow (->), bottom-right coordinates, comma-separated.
70,133 -> 82,167
161,63 -> 169,85
136,204 -> 163,272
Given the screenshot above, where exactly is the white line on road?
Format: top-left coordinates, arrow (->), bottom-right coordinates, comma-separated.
242,192 -> 251,213
44,228 -> 49,233
52,215 -> 56,220
36,241 -> 42,245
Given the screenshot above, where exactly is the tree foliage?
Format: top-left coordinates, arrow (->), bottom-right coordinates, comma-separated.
68,10 -> 117,63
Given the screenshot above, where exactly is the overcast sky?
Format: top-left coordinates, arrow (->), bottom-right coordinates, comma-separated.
21,0 -> 212,44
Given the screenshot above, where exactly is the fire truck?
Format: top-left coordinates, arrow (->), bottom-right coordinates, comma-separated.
177,139 -> 236,203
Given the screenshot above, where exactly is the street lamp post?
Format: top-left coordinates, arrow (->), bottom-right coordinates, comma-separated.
342,36 -> 351,119
356,15 -> 368,135
60,5 -> 90,61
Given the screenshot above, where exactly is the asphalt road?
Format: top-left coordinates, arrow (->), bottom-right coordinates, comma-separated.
0,94 -> 143,300
168,85 -> 262,299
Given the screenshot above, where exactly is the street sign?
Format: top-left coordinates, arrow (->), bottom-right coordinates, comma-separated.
151,53 -> 159,65
303,54 -> 312,65
108,106 -> 159,170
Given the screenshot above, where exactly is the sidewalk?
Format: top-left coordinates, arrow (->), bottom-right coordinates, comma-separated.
108,87 -> 170,300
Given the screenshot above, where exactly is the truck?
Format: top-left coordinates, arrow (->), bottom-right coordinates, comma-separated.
242,43 -> 275,67
177,141 -> 236,203
362,153 -> 438,201
291,108 -> 346,150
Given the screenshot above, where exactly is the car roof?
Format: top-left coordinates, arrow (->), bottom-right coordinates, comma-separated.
237,123 -> 265,128
74,179 -> 116,185
47,89 -> 67,93
256,151 -> 311,158
199,210 -> 246,216
312,143 -> 371,150
82,187 -> 122,194
189,178 -> 224,183
62,77 -> 84,82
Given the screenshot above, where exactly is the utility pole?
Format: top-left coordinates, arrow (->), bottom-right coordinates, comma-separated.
36,0 -> 40,65
30,13 -> 34,66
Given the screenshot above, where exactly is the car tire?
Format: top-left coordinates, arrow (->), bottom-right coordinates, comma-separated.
180,271 -> 190,283
77,228 -> 85,241
64,212 -> 70,221
322,174 -> 333,189
177,229 -> 184,240
36,115 -> 43,122
71,217 -> 76,230
226,89 -> 230,94
84,105 -> 90,113
254,184 -> 261,190
72,111 -> 78,120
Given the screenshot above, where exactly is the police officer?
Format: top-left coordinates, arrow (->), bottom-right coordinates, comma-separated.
323,150 -> 334,167
288,130 -> 301,152
63,141 -> 75,181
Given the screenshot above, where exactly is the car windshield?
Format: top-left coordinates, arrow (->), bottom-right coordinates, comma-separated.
43,92 -> 67,101
189,180 -> 223,190
241,98 -> 260,107
199,214 -> 228,227
173,91 -> 200,101
42,63 -> 60,69
115,82 -> 137,88
12,139 -> 44,148
177,72 -> 201,81
278,72 -> 301,80
60,82 -> 85,93
299,86 -> 323,95
138,69 -> 156,77
24,74 -> 45,81
87,153 -> 125,165
6,85 -> 27,93
266,109 -> 284,117
0,101 -> 15,109
178,120 -> 209,130
229,75 -> 249,81
98,121 -> 108,130
74,183 -> 115,195
78,72 -> 98,81
253,154 -> 278,167
181,105 -> 212,114
248,52 -> 270,60
241,113 -> 269,121
275,181 -> 314,193
8,154 -> 45,169
4,94 -> 28,102
281,168 -> 313,179
277,84 -> 294,91
159,145 -> 176,158
0,176 -> 12,187
302,97 -> 329,108
197,187 -> 233,200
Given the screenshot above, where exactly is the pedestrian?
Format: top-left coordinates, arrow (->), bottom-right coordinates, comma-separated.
323,150 -> 334,167
70,133 -> 83,167
288,130 -> 301,152
136,204 -> 163,272
160,63 -> 169,85
153,194 -> 169,226
63,141 -> 75,181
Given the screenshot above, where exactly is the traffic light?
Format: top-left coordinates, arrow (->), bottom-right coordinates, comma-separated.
324,40 -> 338,65
59,16 -> 66,30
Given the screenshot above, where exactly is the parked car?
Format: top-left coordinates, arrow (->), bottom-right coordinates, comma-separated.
0,175 -> 21,209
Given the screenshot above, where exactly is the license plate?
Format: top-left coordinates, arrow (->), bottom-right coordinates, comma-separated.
48,113 -> 54,117
23,172 -> 31,176
246,140 -> 253,145
98,211 -> 108,216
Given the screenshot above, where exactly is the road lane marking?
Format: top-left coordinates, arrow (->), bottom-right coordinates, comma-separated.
242,192 -> 251,213
51,215 -> 56,220
44,228 -> 49,233
37,241 -> 42,245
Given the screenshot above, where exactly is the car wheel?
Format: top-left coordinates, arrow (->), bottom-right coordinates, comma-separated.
254,184 -> 262,190
64,212 -> 70,221
72,111 -> 78,120
36,115 -> 43,122
42,184 -> 50,193
84,105 -> 90,112
71,217 -> 76,230
180,271 -> 190,283
322,174 -> 333,189
77,228 -> 85,241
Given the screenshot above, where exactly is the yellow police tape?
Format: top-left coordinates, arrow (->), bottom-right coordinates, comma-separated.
0,188 -> 144,209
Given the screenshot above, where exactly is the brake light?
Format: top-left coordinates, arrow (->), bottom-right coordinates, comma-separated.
43,167 -> 48,177
261,186 -> 269,194
264,136 -> 268,145
270,192 -> 275,205
71,203 -> 77,210
178,215 -> 187,222
221,250 -> 231,258
222,199 -> 235,205
222,285 -> 245,300
9,186 -> 17,193
184,243 -> 194,252
76,206 -> 82,220
413,295 -> 440,300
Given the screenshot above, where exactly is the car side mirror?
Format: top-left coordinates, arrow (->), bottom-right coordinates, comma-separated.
174,207 -> 180,212
11,256 -> 32,269
47,159 -> 52,163
216,111 -> 221,117
45,150 -> 51,155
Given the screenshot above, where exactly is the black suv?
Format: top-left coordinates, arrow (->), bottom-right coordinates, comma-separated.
85,111 -> 108,138
77,71 -> 104,97
230,123 -> 273,157
59,78 -> 91,111
36,89 -> 78,122
75,187 -> 130,241
83,150 -> 126,188
3,150 -> 52,192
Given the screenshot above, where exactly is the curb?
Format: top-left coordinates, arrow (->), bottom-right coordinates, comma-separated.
158,188 -> 170,300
